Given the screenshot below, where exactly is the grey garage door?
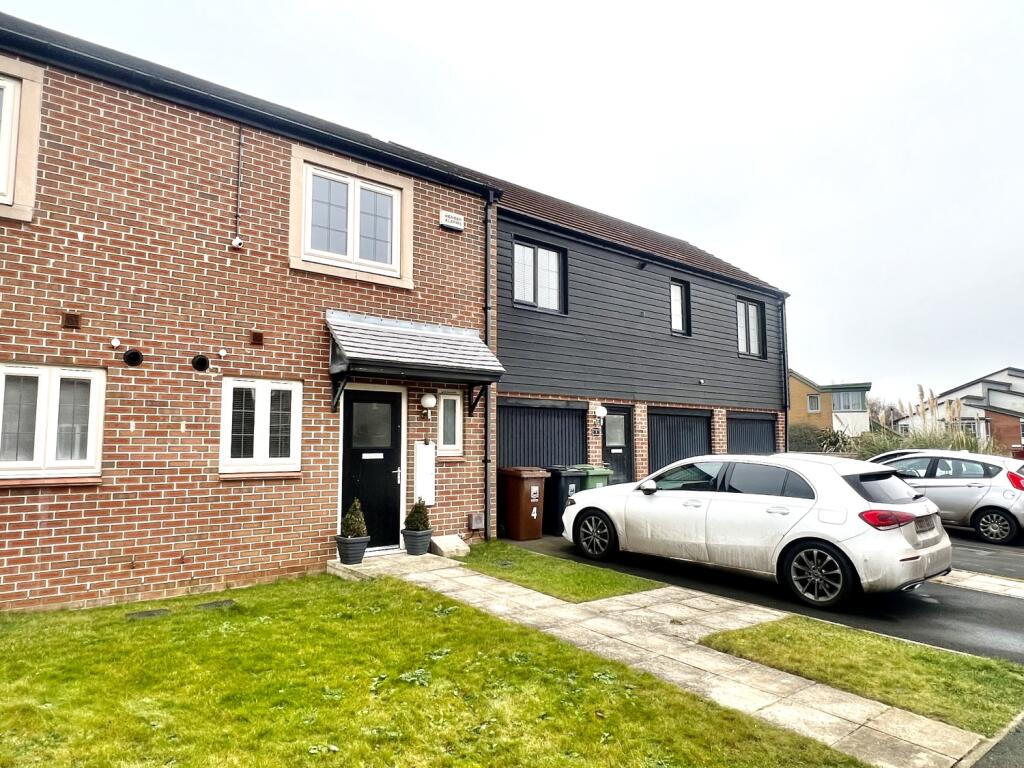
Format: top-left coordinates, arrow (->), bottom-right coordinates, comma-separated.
498,402 -> 587,468
648,408 -> 711,472
727,414 -> 776,454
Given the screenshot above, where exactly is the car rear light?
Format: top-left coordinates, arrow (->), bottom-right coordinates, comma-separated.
859,509 -> 917,531
1008,471 -> 1024,492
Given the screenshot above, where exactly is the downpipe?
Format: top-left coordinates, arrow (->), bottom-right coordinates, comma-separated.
482,190 -> 495,540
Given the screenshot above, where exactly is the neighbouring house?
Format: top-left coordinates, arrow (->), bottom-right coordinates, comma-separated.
786,371 -> 872,437
0,13 -> 790,610
488,178 -> 789,483
895,367 -> 1024,449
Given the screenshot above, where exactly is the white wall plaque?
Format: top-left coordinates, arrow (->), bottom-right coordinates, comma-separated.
439,210 -> 465,231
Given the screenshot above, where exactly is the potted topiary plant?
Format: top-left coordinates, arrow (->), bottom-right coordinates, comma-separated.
402,497 -> 433,556
334,498 -> 371,565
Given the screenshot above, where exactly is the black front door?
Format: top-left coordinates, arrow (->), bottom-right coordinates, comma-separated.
602,406 -> 634,484
343,390 -> 403,548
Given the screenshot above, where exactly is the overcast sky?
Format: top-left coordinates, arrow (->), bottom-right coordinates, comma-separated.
6,1 -> 1022,402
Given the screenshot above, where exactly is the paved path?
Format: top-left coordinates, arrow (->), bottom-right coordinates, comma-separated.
934,569 -> 1024,599
518,534 -> 1024,664
329,553 -> 987,768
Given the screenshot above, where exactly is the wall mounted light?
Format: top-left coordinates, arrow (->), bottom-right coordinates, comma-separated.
110,338 -> 122,349
218,348 -> 228,359
594,404 -> 608,429
420,393 -> 437,420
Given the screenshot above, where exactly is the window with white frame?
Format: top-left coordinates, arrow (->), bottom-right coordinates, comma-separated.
437,392 -> 463,456
736,298 -> 765,357
513,241 -> 564,312
219,378 -> 302,473
832,390 -> 866,412
303,163 -> 401,276
0,364 -> 106,479
670,280 -> 691,334
0,75 -> 21,205
807,394 -> 820,412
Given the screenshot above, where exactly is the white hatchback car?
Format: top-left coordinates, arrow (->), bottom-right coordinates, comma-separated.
562,454 -> 952,608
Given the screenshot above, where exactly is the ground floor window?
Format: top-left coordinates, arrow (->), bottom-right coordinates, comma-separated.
0,363 -> 105,479
437,391 -> 463,456
220,378 -> 302,473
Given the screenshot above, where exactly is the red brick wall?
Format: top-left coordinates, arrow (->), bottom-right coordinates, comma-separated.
986,410 -> 1024,450
0,64 -> 492,609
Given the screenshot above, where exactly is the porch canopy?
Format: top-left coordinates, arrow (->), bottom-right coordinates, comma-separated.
326,309 -> 504,411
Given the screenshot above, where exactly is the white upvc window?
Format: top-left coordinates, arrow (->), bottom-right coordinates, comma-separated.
0,364 -> 106,479
832,390 -> 866,412
219,378 -> 303,474
302,163 -> 401,276
0,75 -> 21,205
437,392 -> 463,457
670,280 -> 690,334
807,394 -> 820,413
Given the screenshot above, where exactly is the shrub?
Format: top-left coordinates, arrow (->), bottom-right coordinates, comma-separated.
788,424 -> 821,452
819,428 -> 855,454
404,497 -> 431,532
341,498 -> 368,538
851,428 -> 1005,461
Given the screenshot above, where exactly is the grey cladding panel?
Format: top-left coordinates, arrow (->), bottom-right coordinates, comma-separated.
498,405 -> 586,468
496,219 -> 785,408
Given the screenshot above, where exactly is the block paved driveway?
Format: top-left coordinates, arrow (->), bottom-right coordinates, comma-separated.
330,553 -> 986,768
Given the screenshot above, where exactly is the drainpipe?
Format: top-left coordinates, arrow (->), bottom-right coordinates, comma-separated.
483,190 -> 496,540
779,298 -> 790,450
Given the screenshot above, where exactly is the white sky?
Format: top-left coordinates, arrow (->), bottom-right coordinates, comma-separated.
5,1 -> 1023,402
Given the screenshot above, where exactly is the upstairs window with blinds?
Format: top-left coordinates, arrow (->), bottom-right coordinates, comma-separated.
0,364 -> 105,479
220,378 -> 302,474
513,241 -> 564,312
736,297 -> 766,358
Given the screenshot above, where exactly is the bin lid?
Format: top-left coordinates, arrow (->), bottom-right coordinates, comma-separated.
570,463 -> 614,476
545,464 -> 588,476
498,466 -> 552,478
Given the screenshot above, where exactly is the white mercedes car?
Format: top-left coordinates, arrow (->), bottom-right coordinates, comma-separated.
561,453 -> 952,608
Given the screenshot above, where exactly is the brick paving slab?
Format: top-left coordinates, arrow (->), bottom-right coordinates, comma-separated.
329,552 -> 989,768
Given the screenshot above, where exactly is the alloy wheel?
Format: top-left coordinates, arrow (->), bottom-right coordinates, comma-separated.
579,514 -> 610,557
978,512 -> 1012,542
790,548 -> 843,603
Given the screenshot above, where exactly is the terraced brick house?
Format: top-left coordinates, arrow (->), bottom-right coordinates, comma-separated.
0,13 -> 790,609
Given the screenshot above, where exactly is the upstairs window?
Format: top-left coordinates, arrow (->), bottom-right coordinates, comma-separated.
0,364 -> 106,479
670,281 -> 691,335
220,378 -> 302,474
304,164 -> 400,275
736,298 -> 765,357
0,75 -> 21,205
513,241 -> 564,312
832,390 -> 866,412
0,55 -> 43,222
807,394 -> 820,413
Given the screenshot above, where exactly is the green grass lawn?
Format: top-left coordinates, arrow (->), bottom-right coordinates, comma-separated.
0,576 -> 866,768
703,616 -> 1024,737
457,540 -> 657,602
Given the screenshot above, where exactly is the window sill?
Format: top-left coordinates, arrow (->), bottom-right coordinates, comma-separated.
737,353 -> 768,361
512,301 -> 566,316
289,255 -> 413,290
0,202 -> 33,222
219,471 -> 303,481
0,475 -> 102,489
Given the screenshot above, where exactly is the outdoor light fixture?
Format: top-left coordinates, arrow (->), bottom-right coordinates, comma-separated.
110,338 -> 121,349
420,393 -> 437,419
594,404 -> 608,428
218,348 -> 228,359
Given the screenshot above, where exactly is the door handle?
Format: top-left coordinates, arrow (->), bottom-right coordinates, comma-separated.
392,467 -> 402,485
766,506 -> 790,515
682,500 -> 703,508
966,482 -> 985,488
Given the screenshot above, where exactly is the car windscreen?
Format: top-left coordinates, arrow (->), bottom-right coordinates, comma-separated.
844,471 -> 921,505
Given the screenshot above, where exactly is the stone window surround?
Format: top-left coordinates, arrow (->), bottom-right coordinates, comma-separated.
289,144 -> 415,290
0,53 -> 43,223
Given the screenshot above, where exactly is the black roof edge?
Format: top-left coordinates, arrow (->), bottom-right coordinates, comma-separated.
499,207 -> 790,299
0,13 -> 501,198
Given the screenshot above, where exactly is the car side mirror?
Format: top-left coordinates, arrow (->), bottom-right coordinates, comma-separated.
639,479 -> 657,495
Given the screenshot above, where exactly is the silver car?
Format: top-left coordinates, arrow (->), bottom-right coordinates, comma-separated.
872,450 -> 1024,544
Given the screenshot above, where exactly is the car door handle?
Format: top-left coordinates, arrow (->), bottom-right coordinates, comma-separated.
966,482 -> 985,488
766,506 -> 790,515
682,500 -> 704,508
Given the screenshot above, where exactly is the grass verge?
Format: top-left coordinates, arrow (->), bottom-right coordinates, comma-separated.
702,615 -> 1024,736
0,575 -> 865,767
457,540 -> 657,602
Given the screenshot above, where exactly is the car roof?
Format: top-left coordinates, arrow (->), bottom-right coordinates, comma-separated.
681,453 -> 885,477
887,449 -> 1016,467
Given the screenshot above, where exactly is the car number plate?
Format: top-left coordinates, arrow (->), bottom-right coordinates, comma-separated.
915,515 -> 935,533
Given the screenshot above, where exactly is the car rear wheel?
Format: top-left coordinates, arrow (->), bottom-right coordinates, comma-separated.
782,542 -> 855,608
574,510 -> 618,561
973,509 -> 1019,544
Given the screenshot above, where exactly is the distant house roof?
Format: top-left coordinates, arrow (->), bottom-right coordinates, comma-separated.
0,11 -> 784,298
788,369 -> 821,390
937,367 -> 1024,398
820,382 -> 872,392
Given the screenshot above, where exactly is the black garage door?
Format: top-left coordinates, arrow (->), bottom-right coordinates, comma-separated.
648,408 -> 711,472
498,401 -> 587,467
727,413 -> 776,454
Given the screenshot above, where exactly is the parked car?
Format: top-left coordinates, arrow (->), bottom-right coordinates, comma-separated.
870,450 -> 1024,545
562,454 -> 951,608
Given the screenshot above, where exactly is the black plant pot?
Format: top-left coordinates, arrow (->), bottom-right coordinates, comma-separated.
402,528 -> 433,556
334,535 -> 370,565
